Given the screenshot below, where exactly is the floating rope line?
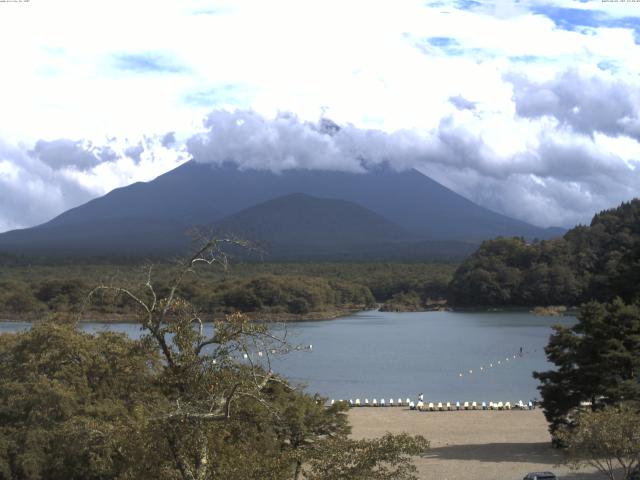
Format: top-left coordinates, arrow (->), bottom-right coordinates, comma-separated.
457,349 -> 533,378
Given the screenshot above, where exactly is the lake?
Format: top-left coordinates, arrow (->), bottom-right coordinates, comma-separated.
0,310 -> 572,404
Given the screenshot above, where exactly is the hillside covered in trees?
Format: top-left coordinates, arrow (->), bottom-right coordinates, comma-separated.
0,260 -> 455,320
449,199 -> 640,307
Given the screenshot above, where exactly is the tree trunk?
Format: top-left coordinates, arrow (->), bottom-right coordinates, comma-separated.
294,459 -> 302,480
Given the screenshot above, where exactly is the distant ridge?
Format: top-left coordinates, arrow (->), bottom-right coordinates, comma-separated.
0,161 -> 565,259
213,193 -> 411,244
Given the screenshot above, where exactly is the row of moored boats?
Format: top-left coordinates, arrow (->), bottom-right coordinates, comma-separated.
330,399 -> 536,410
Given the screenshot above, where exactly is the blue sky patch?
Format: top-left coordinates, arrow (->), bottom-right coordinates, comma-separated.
453,0 -> 482,10
511,55 -> 544,63
183,85 -> 246,107
428,36 -> 459,47
113,53 -> 188,74
532,5 -> 640,37
597,60 -> 618,73
531,6 -> 604,30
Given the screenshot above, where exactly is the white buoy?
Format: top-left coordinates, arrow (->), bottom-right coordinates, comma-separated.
459,373 -> 463,378
469,370 -> 473,374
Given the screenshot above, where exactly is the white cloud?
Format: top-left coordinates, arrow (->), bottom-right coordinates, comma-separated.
0,0 -> 639,231
0,135 -> 187,232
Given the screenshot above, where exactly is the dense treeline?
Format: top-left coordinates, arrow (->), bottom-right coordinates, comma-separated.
0,261 -> 456,318
534,299 -> 640,437
449,199 -> 640,307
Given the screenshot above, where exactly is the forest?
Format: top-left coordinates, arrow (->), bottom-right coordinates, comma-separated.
0,259 -> 455,320
2,200 -> 639,321
449,199 -> 640,307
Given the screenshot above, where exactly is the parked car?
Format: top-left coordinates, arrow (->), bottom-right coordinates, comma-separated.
523,472 -> 558,480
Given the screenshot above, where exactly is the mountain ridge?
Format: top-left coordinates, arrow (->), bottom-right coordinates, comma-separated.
0,161 -> 566,259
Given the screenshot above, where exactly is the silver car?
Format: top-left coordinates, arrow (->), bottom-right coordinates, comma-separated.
523,473 -> 557,480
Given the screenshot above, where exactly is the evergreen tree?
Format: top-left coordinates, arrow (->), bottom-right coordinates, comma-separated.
533,299 -> 640,437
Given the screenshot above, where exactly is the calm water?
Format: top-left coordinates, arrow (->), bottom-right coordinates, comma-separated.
0,310 -> 573,403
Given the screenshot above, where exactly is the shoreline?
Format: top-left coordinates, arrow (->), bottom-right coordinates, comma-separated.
0,304 -> 578,324
0,307 -> 367,324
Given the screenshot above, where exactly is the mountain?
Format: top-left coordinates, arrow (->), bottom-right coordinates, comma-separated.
213,193 -> 411,245
0,161 -> 565,259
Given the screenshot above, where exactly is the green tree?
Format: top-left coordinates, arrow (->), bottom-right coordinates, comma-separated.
556,406 -> 640,480
304,433 -> 429,480
0,318 -> 162,480
534,299 -> 640,437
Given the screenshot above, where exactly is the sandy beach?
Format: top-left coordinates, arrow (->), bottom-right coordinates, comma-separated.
348,408 -> 607,480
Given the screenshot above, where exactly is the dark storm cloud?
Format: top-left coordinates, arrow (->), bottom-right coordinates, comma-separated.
509,70 -> 640,140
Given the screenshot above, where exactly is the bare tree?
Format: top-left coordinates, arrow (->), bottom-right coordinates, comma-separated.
87,238 -> 290,480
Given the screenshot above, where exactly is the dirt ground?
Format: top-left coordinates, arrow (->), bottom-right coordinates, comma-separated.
348,407 -> 609,480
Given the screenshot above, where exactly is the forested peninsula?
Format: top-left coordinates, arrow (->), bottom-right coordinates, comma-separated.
449,199 -> 640,307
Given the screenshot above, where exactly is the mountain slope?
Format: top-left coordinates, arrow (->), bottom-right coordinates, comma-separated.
0,161 -> 565,258
213,193 -> 411,246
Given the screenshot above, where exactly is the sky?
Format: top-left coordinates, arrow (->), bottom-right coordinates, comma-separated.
1,0 -> 640,232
